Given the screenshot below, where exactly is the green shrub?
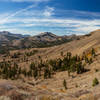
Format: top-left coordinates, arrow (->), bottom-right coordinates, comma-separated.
95,69 -> 99,72
92,78 -> 99,87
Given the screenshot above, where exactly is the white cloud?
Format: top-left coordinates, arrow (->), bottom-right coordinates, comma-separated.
43,6 -> 54,17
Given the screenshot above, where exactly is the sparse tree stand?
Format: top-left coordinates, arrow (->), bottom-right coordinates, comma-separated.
63,79 -> 67,90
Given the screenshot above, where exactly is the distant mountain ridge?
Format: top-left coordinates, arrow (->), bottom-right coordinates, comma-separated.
0,31 -> 30,42
31,32 -> 78,42
0,31 -> 80,54
12,32 -> 80,49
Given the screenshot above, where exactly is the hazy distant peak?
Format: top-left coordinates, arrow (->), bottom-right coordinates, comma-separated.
40,32 -> 53,34
0,31 -> 11,35
39,32 -> 57,36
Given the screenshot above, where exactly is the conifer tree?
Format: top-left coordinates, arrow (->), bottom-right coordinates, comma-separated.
91,48 -> 96,57
63,79 -> 67,89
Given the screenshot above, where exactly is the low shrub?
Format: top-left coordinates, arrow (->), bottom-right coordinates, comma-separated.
92,78 -> 99,87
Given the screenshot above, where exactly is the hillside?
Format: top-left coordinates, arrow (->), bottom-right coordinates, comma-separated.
1,29 -> 100,100
13,29 -> 99,61
36,29 -> 100,60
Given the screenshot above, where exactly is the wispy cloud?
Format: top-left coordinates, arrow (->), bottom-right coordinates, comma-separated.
0,4 -> 37,24
0,4 -> 100,35
43,6 -> 54,17
1,0 -> 50,2
1,16 -> 100,35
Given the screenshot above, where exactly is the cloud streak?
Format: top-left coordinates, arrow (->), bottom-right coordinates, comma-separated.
0,4 -> 38,24
1,0 -> 50,2
0,3 -> 100,35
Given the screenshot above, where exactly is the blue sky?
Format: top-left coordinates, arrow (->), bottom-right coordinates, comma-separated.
0,0 -> 100,35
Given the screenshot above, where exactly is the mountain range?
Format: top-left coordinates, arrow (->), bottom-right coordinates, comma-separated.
0,31 -> 80,53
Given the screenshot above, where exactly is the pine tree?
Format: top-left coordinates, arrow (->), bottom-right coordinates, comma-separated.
63,79 -> 67,89
91,48 -> 96,57
76,62 -> 84,74
44,68 -> 48,79
61,51 -> 63,57
30,62 -> 35,70
67,52 -> 72,60
33,67 -> 38,79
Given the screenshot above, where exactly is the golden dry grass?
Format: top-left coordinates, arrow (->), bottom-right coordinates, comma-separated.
1,29 -> 100,100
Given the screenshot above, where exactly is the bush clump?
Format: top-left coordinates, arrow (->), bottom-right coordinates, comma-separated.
92,78 -> 99,87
